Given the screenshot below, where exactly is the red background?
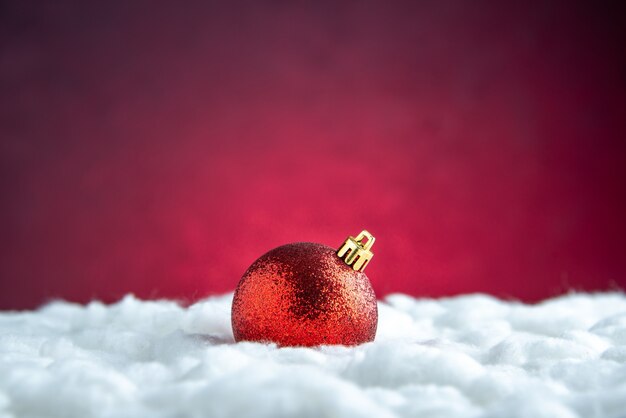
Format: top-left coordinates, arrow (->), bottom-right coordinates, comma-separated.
1,1 -> 625,310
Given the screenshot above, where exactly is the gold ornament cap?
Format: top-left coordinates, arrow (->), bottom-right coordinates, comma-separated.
337,230 -> 375,272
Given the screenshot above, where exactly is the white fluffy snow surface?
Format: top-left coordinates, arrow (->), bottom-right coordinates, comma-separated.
1,293 -> 626,418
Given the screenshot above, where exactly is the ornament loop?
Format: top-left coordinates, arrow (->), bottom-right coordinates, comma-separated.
337,230 -> 375,272
354,230 -> 375,250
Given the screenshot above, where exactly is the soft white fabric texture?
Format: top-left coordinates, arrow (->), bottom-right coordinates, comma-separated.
1,292 -> 626,418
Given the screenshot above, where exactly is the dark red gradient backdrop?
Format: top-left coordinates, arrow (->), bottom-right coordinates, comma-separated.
1,2 -> 625,309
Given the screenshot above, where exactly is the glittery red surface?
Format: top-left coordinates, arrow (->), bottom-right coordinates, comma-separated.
232,242 -> 377,346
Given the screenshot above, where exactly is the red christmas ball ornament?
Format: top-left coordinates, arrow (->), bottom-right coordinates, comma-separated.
232,231 -> 378,346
